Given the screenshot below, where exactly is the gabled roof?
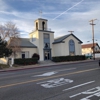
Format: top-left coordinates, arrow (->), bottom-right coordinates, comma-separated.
19,38 -> 37,48
9,38 -> 37,48
82,43 -> 100,49
53,34 -> 83,44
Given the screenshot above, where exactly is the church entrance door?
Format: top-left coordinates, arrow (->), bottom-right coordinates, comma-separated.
44,50 -> 51,60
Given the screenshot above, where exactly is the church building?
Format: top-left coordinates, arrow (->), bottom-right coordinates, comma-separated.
15,18 -> 83,61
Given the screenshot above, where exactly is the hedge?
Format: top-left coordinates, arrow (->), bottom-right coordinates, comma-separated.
14,58 -> 38,65
52,55 -> 86,62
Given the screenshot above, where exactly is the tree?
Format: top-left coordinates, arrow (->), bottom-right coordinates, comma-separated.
0,22 -> 21,58
0,36 -> 12,58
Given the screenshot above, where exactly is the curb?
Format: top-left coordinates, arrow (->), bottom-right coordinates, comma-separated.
0,60 -> 98,72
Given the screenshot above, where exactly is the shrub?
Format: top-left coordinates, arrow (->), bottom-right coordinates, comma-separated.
52,55 -> 86,62
14,58 -> 38,65
52,57 -> 61,62
0,64 -> 9,69
32,53 -> 40,60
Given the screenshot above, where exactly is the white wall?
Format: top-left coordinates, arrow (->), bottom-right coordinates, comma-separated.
16,48 -> 37,58
35,19 -> 48,30
95,53 -> 100,58
82,48 -> 92,55
29,31 -> 39,47
52,43 -> 62,57
38,31 -> 54,61
63,35 -> 82,55
95,45 -> 100,51
82,45 -> 100,56
53,35 -> 82,57
0,58 -> 8,64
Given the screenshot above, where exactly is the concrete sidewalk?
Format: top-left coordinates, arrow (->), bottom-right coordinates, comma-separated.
0,59 -> 97,72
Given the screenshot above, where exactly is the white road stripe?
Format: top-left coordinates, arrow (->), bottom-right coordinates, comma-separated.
70,93 -> 82,98
70,86 -> 100,99
63,80 -> 95,91
33,71 -> 58,77
32,68 -> 76,77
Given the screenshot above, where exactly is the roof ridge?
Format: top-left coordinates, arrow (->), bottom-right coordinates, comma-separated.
53,33 -> 82,44
82,43 -> 97,45
54,34 -> 70,40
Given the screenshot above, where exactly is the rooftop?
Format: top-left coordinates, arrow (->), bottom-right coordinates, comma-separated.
82,43 -> 99,48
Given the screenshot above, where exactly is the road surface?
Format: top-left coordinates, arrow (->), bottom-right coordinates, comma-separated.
0,61 -> 100,100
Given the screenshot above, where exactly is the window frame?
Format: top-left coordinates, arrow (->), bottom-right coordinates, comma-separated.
69,39 -> 75,56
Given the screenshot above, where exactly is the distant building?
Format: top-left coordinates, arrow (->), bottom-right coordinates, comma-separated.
81,43 -> 100,56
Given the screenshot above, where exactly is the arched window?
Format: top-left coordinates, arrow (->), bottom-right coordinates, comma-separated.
42,21 -> 45,30
69,39 -> 75,55
36,22 -> 38,30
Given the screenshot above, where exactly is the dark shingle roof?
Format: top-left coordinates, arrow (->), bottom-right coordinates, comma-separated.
19,38 -> 37,48
53,34 -> 83,44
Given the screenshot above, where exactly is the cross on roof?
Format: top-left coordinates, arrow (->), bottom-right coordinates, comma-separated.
68,31 -> 74,34
39,11 -> 42,18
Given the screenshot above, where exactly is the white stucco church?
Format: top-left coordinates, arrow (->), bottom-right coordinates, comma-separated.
15,18 -> 83,61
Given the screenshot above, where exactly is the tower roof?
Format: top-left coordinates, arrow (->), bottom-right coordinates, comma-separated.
35,18 -> 48,22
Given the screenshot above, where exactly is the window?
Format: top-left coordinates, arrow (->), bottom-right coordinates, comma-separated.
69,39 -> 75,55
21,51 -> 29,58
32,38 -> 36,42
32,34 -> 36,42
95,48 -> 97,51
21,52 -> 25,59
44,34 -> 49,39
36,22 -> 38,30
44,33 -> 50,49
25,51 -> 29,58
42,21 -> 45,30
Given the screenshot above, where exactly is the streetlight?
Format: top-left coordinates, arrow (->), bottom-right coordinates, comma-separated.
89,19 -> 97,60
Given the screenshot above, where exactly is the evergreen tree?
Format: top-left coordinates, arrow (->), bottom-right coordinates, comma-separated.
0,36 -> 12,58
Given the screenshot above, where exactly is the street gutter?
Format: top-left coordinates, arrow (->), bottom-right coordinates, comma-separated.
0,60 -> 98,72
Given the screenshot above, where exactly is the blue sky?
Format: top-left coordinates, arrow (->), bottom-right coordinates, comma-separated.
0,0 -> 100,44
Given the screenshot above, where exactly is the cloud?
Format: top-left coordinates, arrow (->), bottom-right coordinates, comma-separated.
48,7 -> 100,44
0,0 -> 8,10
0,0 -> 100,44
53,0 -> 84,20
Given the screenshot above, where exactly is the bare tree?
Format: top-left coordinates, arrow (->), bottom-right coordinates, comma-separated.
0,22 -> 21,58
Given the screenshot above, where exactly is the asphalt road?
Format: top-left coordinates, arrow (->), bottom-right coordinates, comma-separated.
0,61 -> 100,100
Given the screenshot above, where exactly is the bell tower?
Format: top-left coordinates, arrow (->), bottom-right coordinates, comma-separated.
29,18 -> 54,61
35,18 -> 48,31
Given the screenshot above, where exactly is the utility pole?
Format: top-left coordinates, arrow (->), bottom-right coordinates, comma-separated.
89,19 -> 97,60
68,31 -> 74,34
